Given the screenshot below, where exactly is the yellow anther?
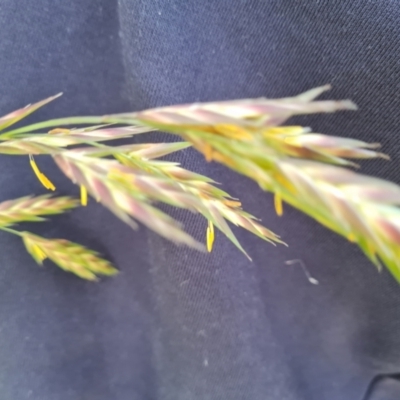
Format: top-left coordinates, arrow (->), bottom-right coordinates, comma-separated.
274,193 -> 283,216
206,220 -> 215,252
29,155 -> 56,191
80,185 -> 88,206
32,244 -> 47,263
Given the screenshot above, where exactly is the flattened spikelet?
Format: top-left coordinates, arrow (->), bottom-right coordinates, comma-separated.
112,85 -> 400,282
22,232 -> 118,280
0,195 -> 78,226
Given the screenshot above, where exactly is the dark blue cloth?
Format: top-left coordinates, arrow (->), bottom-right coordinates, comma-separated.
0,1 -> 399,399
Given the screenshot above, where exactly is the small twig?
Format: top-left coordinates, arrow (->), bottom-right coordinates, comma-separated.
285,259 -> 319,285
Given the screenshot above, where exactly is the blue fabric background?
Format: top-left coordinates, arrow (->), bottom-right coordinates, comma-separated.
0,1 -> 399,399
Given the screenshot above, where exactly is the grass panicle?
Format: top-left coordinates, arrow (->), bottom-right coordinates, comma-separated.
1,86 -> 400,282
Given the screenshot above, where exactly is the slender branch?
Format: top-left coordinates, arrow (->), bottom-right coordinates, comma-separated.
0,226 -> 24,237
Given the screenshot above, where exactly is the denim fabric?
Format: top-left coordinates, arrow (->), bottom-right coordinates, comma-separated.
0,1 -> 399,399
